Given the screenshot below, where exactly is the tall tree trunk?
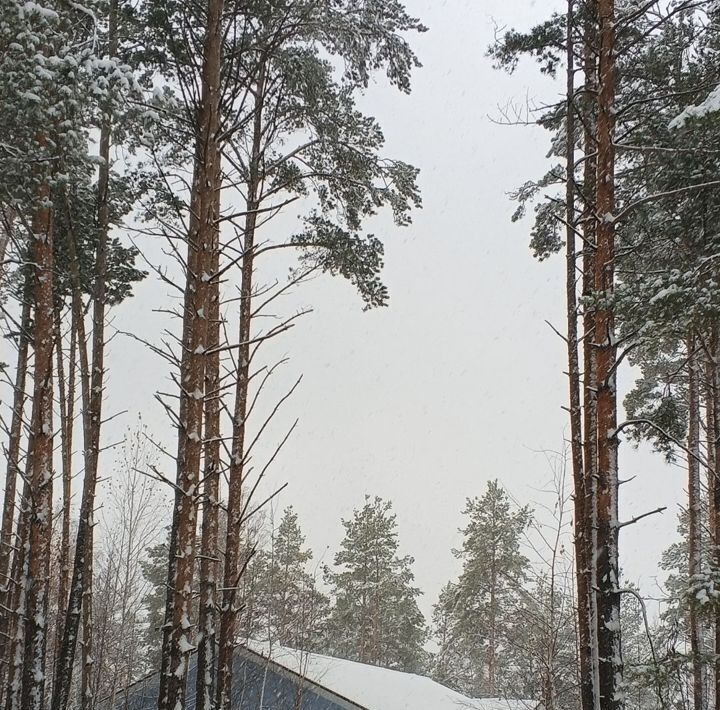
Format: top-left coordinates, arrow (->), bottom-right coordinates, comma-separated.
53,304 -> 76,667
706,340 -> 718,710
80,38 -> 114,710
707,352 -> 716,546
709,328 -> 720,710
156,0 -> 224,707
594,1 -> 623,708
564,5 -> 593,710
581,3 -> 600,707
688,339 -> 704,710
0,268 -> 32,693
51,5 -> 116,708
194,158 -> 222,710
4,476 -> 31,710
20,179 -> 56,710
216,60 -> 266,710
488,555 -> 497,696
51,266 -> 91,710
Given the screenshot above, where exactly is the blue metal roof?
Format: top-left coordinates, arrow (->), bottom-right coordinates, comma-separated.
100,646 -> 365,710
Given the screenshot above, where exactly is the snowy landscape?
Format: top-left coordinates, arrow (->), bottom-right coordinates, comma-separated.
1,0 -> 719,709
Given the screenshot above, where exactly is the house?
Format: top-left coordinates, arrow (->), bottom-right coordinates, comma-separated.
106,642 -> 536,710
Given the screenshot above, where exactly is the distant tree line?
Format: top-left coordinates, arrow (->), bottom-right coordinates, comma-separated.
133,473 -> 653,709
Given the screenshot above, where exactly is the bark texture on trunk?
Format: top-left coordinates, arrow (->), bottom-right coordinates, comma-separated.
688,341 -> 704,710
20,180 -> 56,710
53,305 -> 76,667
581,4 -> 600,707
51,280 -> 91,710
594,1 -> 623,707
706,338 -> 718,710
194,155 -> 222,710
216,60 -> 266,710
706,353 -> 716,541
709,333 -> 720,710
157,0 -> 224,706
564,5 -> 593,710
3,480 -> 30,710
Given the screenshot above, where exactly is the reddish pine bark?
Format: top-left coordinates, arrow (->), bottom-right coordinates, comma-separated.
195,170 -> 222,710
594,1 -> 623,707
156,0 -> 224,707
581,4 -> 599,707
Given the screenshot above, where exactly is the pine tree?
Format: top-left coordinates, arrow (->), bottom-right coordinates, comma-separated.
325,496 -> 427,673
140,538 -> 170,673
431,582 -> 464,688
432,480 -> 531,698
146,0 -> 223,704
258,507 -> 328,651
126,0 -> 426,704
657,508 -> 716,709
488,3 -> 720,707
211,7 -> 426,706
52,23 -> 145,706
0,1 -> 108,705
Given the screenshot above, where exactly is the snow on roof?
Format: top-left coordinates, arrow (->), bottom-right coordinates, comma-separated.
469,700 -> 538,710
244,641 -> 536,710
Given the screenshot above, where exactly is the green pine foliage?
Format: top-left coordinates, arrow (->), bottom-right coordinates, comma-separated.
126,0 -> 424,309
324,496 -> 428,672
0,0 -> 146,304
140,536 -> 170,672
250,507 -> 329,652
431,480 -> 531,698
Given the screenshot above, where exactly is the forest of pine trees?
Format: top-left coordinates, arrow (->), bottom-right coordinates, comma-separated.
3,0 -> 720,709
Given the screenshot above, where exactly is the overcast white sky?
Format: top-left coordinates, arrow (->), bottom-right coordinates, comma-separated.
95,0 -> 685,619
